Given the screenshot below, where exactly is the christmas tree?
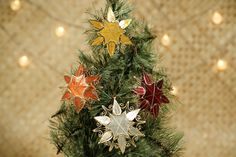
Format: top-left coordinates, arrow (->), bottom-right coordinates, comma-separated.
50,0 -> 183,156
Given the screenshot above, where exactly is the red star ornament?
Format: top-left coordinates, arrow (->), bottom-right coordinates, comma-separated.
134,73 -> 169,117
62,65 -> 99,112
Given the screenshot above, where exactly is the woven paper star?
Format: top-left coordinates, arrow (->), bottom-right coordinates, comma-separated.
90,7 -> 132,56
134,73 -> 169,117
62,65 -> 99,112
94,98 -> 144,154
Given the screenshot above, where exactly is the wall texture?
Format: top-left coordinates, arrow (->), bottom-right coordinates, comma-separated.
0,0 -> 235,157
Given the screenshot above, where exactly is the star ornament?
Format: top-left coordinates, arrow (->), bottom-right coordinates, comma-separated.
134,73 -> 170,117
89,7 -> 132,56
94,98 -> 144,154
62,65 -> 99,112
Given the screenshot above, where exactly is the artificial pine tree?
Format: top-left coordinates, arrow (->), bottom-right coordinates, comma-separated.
50,0 -> 183,156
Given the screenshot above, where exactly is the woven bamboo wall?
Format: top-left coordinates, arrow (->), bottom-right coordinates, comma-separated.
0,0 -> 235,157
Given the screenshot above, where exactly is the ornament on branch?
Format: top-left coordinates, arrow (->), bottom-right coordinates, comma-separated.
90,7 -> 132,56
93,98 -> 145,154
134,73 -> 169,117
62,65 -> 99,112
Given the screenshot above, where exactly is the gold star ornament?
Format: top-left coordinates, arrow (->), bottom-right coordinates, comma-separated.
93,98 -> 145,154
90,7 -> 132,56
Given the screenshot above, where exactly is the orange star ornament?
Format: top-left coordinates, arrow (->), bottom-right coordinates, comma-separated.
90,7 -> 132,56
62,65 -> 99,112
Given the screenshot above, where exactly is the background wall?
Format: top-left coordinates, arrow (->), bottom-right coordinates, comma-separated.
0,0 -> 235,157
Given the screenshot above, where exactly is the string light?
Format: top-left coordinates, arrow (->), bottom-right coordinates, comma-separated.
161,34 -> 171,46
171,86 -> 178,95
18,55 -> 30,68
216,59 -> 227,71
212,11 -> 223,25
55,26 -> 65,37
10,0 -> 21,11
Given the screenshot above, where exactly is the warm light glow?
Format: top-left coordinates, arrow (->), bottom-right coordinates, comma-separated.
18,55 -> 30,68
203,133 -> 208,139
55,26 -> 65,37
217,59 -> 227,71
10,0 -> 21,11
161,34 -> 171,46
212,11 -> 223,25
171,86 -> 178,95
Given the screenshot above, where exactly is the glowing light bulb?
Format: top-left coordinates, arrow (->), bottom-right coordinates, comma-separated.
55,26 -> 65,37
161,34 -> 171,46
171,86 -> 178,95
10,0 -> 21,11
217,59 -> 227,71
212,11 -> 223,25
18,55 -> 30,68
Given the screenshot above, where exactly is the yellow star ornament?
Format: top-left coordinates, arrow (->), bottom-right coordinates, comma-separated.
90,7 -> 132,56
